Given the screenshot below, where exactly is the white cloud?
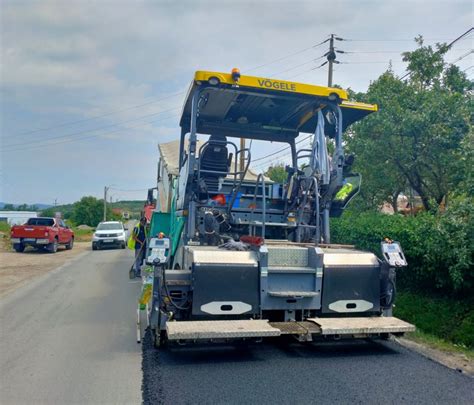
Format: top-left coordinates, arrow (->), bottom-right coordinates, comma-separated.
1,0 -> 472,203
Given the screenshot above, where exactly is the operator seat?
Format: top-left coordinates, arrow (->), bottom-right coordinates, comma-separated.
199,135 -> 230,192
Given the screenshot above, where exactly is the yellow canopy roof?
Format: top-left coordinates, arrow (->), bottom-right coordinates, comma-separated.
179,70 -> 377,141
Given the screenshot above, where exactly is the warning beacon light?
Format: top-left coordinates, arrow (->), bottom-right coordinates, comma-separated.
231,68 -> 241,83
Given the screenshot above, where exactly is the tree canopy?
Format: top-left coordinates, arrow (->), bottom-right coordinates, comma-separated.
265,164 -> 287,183
347,37 -> 472,211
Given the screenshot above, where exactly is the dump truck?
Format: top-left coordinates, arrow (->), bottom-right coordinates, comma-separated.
145,70 -> 415,347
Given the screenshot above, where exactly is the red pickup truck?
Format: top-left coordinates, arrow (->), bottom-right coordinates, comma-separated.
10,217 -> 74,253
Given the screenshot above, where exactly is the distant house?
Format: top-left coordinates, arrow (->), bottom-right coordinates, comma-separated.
112,208 -> 123,216
0,211 -> 38,225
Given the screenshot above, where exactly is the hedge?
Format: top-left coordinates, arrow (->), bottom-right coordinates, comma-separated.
331,197 -> 473,296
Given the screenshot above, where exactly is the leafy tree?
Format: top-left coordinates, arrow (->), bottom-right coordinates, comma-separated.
348,38 -> 472,211
1,203 -> 38,211
40,207 -> 57,217
70,196 -> 105,227
265,163 -> 287,183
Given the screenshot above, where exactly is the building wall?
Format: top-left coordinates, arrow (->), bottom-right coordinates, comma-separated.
0,211 -> 38,225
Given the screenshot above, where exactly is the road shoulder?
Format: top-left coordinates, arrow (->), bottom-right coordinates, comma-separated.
0,242 -> 90,300
395,336 -> 473,376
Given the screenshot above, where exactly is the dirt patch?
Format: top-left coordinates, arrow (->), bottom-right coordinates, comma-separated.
0,242 -> 90,299
395,337 -> 473,376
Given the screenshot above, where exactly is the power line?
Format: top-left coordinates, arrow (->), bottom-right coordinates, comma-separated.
252,135 -> 313,167
449,49 -> 474,64
269,56 -> 325,77
109,187 -> 150,192
9,90 -> 185,138
245,38 -> 329,72
400,27 -> 473,80
252,139 -> 314,171
7,38 -> 330,141
285,62 -> 327,80
341,61 -> 405,64
1,112 -> 180,153
342,48 -> 471,54
340,36 -> 473,42
3,105 -> 181,149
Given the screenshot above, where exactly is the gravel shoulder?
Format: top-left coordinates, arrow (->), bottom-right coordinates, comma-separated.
0,242 -> 90,298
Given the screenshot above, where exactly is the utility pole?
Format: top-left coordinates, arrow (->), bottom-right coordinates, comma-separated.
103,186 -> 109,221
240,138 -> 245,172
54,198 -> 57,207
327,34 -> 336,86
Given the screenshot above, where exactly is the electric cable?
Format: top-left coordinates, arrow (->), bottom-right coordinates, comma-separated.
3,106 -> 181,149
245,37 -> 329,72
1,112 -> 180,153
400,27 -> 473,80
9,90 -> 185,138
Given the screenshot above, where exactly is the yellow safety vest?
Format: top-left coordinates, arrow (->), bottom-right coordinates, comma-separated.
335,183 -> 353,201
127,224 -> 148,250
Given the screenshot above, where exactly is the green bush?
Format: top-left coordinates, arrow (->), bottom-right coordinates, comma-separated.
394,292 -> 473,348
331,196 -> 473,296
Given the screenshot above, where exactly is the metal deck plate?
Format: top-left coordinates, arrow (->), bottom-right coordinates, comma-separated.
270,321 -> 321,335
167,320 -> 281,340
307,316 -> 415,335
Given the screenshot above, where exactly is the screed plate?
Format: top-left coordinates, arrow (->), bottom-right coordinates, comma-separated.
307,316 -> 415,335
167,320 -> 281,340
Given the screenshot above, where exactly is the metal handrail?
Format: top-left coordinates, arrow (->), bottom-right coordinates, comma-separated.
249,173 -> 267,237
226,148 -> 251,214
295,175 -> 320,243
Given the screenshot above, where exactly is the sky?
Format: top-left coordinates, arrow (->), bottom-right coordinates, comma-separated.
1,0 -> 472,205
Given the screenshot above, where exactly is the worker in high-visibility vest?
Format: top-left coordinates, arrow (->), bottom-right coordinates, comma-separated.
128,217 -> 148,277
335,182 -> 353,201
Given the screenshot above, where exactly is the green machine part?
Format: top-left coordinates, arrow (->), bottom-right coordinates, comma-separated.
149,212 -> 171,239
149,180 -> 185,258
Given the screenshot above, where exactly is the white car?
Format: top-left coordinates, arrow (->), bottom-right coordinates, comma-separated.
92,221 -> 128,250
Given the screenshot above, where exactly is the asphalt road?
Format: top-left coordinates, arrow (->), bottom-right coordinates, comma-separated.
0,246 -> 142,404
1,246 -> 472,405
143,336 -> 473,405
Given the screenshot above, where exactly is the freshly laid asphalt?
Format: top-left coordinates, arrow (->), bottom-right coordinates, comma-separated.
1,247 -> 472,404
142,334 -> 473,405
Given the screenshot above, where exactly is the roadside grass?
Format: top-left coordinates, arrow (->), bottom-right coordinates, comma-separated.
0,222 -> 11,251
403,330 -> 474,360
73,228 -> 94,242
394,291 -> 474,356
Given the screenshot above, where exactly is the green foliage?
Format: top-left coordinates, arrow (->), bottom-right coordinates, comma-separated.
0,221 -> 11,234
40,199 -> 143,224
71,227 -> 95,242
332,197 -> 473,295
0,221 -> 11,250
1,203 -> 38,211
40,204 -> 74,219
265,164 -> 287,183
401,36 -> 449,88
70,196 -> 105,227
395,292 -> 473,349
348,38 -> 472,211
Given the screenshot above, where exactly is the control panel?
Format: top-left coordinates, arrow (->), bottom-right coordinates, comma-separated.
146,238 -> 170,265
381,241 -> 407,267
